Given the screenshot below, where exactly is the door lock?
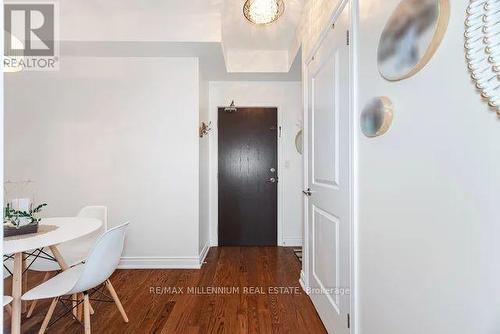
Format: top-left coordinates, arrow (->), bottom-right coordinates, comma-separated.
267,177 -> 277,183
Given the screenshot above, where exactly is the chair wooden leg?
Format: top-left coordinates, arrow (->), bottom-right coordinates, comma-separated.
38,297 -> 58,334
11,252 -> 23,334
26,299 -> 38,319
21,254 -> 28,313
27,272 -> 52,318
105,280 -> 128,323
83,293 -> 91,334
72,293 -> 93,320
76,293 -> 95,319
72,294 -> 78,319
77,293 -> 84,321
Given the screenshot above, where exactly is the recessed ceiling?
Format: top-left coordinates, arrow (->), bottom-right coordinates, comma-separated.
60,41 -> 302,81
18,0 -> 304,77
222,0 -> 304,50
221,0 -> 305,73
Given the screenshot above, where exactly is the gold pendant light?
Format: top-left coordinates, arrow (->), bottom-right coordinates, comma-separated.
243,0 -> 285,25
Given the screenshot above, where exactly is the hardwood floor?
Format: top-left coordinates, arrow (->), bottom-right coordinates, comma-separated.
4,247 -> 326,334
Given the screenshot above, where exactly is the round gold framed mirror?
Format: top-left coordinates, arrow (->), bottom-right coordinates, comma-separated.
295,130 -> 303,155
361,97 -> 394,138
377,0 -> 450,81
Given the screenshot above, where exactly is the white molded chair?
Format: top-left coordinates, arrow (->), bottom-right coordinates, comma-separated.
26,206 -> 108,318
22,222 -> 129,334
3,296 -> 13,306
4,295 -> 13,315
30,206 -> 108,271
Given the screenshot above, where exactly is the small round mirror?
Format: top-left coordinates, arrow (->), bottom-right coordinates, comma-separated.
377,0 -> 449,81
295,130 -> 303,155
361,97 -> 394,138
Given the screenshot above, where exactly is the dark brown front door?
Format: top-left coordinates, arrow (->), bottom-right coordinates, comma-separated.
218,107 -> 278,246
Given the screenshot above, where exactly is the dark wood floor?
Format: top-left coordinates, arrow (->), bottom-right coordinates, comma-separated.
4,247 -> 326,334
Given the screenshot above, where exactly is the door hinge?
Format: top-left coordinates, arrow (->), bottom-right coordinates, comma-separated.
347,313 -> 350,329
279,126 -> 282,138
346,30 -> 350,46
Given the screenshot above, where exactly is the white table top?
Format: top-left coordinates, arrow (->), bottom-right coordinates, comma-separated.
3,217 -> 103,255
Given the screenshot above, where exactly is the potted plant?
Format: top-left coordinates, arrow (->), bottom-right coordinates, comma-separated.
4,202 -> 47,237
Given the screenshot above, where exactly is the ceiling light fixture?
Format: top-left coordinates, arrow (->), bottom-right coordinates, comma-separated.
224,100 -> 238,113
243,0 -> 285,25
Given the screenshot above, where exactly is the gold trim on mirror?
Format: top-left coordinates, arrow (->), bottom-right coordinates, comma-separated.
378,0 -> 450,81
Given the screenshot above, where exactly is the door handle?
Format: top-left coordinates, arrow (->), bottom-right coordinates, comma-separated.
267,177 -> 277,183
302,188 -> 314,197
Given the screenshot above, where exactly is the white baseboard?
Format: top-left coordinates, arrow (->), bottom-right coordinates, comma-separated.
199,243 -> 210,266
282,238 -> 303,247
299,270 -> 308,294
119,256 -> 201,269
118,244 -> 211,269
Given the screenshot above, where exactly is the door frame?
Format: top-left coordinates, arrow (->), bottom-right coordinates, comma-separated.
300,0 -> 359,333
210,106 -> 285,247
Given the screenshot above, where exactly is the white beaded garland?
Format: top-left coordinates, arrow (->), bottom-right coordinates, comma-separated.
465,0 -> 500,112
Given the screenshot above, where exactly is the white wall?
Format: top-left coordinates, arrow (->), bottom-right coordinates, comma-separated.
208,81 -> 304,246
57,0 -> 221,42
356,1 -> 500,333
5,57 -> 202,268
0,1 -> 4,319
298,0 -> 500,332
298,0 -> 344,60
199,77 -> 210,259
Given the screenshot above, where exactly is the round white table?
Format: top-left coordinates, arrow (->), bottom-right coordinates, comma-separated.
4,217 -> 103,334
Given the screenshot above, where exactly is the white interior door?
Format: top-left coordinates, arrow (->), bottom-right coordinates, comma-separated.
306,3 -> 351,333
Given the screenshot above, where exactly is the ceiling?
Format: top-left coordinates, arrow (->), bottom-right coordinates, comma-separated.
60,41 -> 302,81
43,0 -> 305,78
222,0 -> 304,50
